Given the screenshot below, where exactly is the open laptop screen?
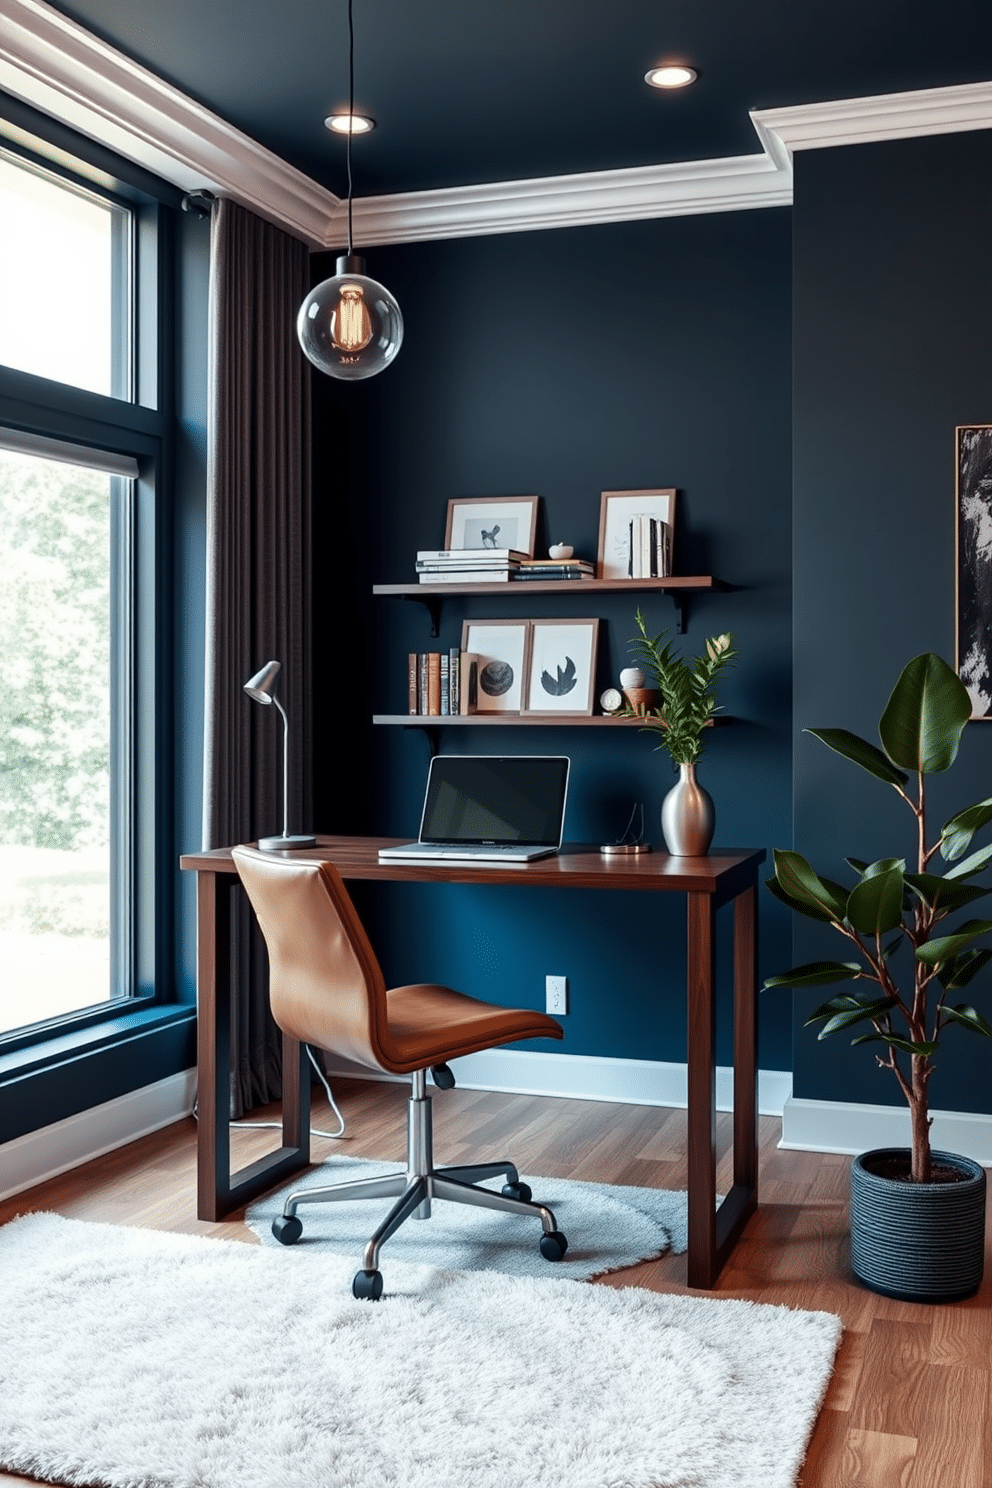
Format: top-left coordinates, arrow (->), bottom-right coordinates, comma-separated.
420,755 -> 569,846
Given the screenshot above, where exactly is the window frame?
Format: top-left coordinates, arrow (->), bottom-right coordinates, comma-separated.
0,104 -> 183,1063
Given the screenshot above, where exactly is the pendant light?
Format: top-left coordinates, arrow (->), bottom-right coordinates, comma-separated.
296,0 -> 403,380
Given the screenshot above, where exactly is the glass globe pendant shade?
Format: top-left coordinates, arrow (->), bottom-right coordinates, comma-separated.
297,254 -> 403,380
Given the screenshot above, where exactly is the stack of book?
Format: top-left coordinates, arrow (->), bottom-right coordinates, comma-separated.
408,649 -> 480,715
416,547 -> 528,583
513,557 -> 594,581
628,518 -> 671,578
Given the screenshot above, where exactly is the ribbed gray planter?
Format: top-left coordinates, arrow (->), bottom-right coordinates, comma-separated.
850,1148 -> 986,1303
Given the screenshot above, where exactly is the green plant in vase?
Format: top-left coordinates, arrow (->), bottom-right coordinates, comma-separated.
628,609 -> 736,855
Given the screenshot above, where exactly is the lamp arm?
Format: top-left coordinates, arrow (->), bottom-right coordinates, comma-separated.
272,694 -> 291,840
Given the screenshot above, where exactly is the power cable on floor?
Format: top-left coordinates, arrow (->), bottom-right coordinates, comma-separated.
191,1045 -> 348,1139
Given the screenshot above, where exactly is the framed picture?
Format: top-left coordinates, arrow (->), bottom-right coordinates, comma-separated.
523,618 -> 599,716
956,424 -> 992,718
597,488 -> 677,580
460,618 -> 531,712
445,495 -> 539,557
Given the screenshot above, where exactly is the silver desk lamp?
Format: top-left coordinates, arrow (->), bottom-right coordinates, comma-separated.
243,660 -> 317,851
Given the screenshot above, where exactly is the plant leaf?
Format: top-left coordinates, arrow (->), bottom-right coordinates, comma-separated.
943,840 -> 992,879
850,1032 -> 940,1057
877,653 -> 972,774
817,999 -> 897,1038
805,728 -> 909,787
904,873 -> 991,916
764,875 -> 837,924
942,1003 -> 992,1038
936,947 -> 992,990
763,961 -> 864,990
940,800 -> 992,862
846,860 -> 905,937
772,849 -> 849,922
915,919 -> 992,966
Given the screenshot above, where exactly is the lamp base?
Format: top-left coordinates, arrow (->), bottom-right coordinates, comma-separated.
257,834 -> 318,852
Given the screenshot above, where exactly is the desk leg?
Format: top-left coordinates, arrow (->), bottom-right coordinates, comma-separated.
686,890 -> 717,1288
686,881 -> 760,1288
733,883 -> 759,1195
196,870 -> 229,1220
195,870 -> 311,1221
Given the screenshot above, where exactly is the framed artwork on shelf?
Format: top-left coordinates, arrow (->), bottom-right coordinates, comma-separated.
459,618 -> 531,712
956,423 -> 992,719
523,617 -> 599,716
597,487 -> 676,580
445,495 -> 540,556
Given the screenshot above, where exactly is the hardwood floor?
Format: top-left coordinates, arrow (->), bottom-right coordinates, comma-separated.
2,1079 -> 990,1486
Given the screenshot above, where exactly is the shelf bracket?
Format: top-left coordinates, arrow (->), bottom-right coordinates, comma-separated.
404,593 -> 442,638
403,722 -> 441,757
673,592 -> 689,634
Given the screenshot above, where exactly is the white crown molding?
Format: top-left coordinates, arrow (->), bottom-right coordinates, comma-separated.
752,78 -> 992,160
1,0 -> 990,248
0,0 -> 341,245
349,151 -> 790,246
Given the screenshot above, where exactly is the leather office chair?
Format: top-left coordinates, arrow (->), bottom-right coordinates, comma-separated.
232,845 -> 569,1299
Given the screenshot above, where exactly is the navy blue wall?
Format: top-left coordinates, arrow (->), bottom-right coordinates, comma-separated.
791,130 -> 992,1112
312,208 -> 795,1070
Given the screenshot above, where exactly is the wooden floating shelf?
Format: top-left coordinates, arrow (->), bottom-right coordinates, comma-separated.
373,574 -> 728,637
373,714 -> 728,728
373,575 -> 725,599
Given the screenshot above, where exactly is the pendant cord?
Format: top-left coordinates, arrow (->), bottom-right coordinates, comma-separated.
346,0 -> 355,255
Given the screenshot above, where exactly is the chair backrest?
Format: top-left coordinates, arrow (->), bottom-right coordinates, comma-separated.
232,846 -> 391,1072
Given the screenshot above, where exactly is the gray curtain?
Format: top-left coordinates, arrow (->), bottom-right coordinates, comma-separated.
203,198 -> 312,1116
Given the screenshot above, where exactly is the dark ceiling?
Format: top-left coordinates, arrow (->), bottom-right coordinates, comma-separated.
44,0 -> 992,197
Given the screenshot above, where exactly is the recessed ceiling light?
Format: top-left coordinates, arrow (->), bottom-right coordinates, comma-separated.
324,113 -> 375,135
644,64 -> 697,90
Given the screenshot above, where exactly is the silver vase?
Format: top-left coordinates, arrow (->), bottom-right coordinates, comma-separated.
661,762 -> 715,857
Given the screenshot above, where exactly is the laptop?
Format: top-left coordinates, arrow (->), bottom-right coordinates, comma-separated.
378,755 -> 570,865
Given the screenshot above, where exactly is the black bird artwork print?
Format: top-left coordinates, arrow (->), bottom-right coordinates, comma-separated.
480,524 -> 501,548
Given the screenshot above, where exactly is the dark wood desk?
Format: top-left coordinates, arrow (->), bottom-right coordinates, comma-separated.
179,837 -> 765,1288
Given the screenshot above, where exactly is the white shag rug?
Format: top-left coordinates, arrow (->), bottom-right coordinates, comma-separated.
246,1154 -> 690,1280
0,1213 -> 840,1488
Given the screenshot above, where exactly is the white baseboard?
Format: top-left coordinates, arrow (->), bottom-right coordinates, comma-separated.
780,1096 -> 992,1168
323,1048 -> 792,1119
0,1068 -> 197,1202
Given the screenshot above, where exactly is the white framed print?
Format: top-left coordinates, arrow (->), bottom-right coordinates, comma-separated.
597,488 -> 677,580
445,495 -> 539,556
523,618 -> 599,716
460,618 -> 531,712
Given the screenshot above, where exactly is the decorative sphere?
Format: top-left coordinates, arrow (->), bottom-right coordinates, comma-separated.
620,667 -> 645,689
549,543 -> 574,560
297,256 -> 403,381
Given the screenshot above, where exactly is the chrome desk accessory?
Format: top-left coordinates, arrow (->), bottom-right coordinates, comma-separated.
600,801 -> 652,856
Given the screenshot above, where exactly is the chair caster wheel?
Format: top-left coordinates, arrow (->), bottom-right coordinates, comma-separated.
539,1230 -> 568,1262
352,1269 -> 384,1301
501,1181 -> 532,1203
272,1214 -> 303,1245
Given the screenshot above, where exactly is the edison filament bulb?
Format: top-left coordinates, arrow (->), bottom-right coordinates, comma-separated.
297,254 -> 403,381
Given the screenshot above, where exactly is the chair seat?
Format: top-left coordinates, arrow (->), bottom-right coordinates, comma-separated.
383,983 -> 563,1071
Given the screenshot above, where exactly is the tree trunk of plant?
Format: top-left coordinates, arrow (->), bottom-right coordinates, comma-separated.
910,1055 -> 932,1182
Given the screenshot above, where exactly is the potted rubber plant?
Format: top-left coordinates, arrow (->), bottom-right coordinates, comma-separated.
765,652 -> 991,1301
628,609 -> 735,855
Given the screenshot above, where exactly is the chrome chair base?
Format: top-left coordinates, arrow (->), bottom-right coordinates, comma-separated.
272,1068 -> 568,1295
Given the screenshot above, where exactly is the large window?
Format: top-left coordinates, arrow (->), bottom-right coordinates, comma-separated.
0,438 -> 137,1036
0,150 -> 131,399
0,140 -> 157,1048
